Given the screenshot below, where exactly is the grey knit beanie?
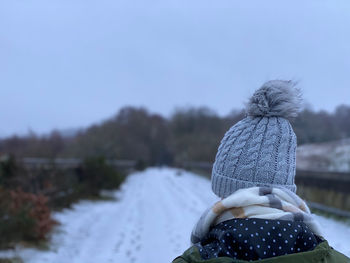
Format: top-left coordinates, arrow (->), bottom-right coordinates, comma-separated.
211,80 -> 302,198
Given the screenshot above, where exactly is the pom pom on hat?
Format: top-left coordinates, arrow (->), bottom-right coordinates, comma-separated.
246,80 -> 302,119
212,80 -> 301,198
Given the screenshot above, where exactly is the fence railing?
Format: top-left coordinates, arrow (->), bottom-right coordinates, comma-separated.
12,159 -> 350,216
20,157 -> 136,169
181,161 -> 350,190
181,161 -> 350,217
295,170 -> 350,193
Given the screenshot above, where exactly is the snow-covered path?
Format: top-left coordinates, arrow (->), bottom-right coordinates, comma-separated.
1,168 -> 350,262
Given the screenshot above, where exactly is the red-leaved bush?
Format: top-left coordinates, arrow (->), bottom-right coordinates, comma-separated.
0,188 -> 56,247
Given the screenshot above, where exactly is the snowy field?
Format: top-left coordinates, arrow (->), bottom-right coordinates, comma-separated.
0,167 -> 349,262
297,138 -> 350,172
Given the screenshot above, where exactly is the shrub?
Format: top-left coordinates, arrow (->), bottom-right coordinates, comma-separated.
77,157 -> 125,196
0,155 -> 17,187
0,258 -> 23,263
135,159 -> 146,171
0,188 -> 56,248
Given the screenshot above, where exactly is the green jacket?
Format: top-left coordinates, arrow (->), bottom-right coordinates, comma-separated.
173,241 -> 350,263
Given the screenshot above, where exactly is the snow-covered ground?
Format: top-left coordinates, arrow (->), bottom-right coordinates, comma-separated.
1,168 -> 349,262
297,138 -> 350,172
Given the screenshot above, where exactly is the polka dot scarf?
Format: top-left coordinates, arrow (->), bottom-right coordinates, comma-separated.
196,218 -> 322,261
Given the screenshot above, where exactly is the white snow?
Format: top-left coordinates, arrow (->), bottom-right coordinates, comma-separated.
297,138 -> 350,172
0,167 -> 349,262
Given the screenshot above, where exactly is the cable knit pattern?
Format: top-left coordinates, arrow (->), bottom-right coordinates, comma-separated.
217,119 -> 250,174
254,117 -> 279,185
274,118 -> 293,186
223,117 -> 261,175
252,118 -> 269,182
283,123 -> 293,185
211,80 -> 300,198
211,115 -> 297,198
234,118 -> 267,182
213,119 -> 247,173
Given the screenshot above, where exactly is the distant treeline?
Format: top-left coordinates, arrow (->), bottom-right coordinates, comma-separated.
1,105 -> 350,166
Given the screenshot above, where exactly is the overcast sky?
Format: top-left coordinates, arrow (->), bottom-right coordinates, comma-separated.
1,0 -> 350,137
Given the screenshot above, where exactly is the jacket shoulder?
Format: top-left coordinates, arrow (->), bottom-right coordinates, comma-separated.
172,242 -> 350,263
172,246 -> 236,263
260,241 -> 350,263
326,248 -> 350,263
